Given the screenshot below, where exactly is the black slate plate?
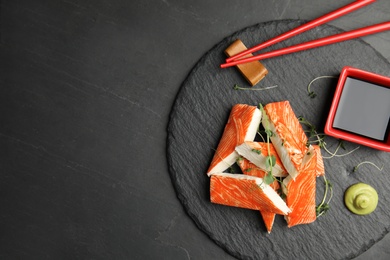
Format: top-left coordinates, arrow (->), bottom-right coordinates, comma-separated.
167,20 -> 390,260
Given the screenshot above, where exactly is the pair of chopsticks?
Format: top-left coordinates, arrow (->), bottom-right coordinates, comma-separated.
221,0 -> 390,68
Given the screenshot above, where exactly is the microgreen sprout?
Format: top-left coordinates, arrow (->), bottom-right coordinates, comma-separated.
298,116 -> 317,137
297,116 -> 359,158
278,186 -> 286,200
256,130 -> 266,143
233,84 -> 278,91
353,161 -> 384,173
322,141 -> 360,159
298,116 -> 326,148
265,155 -> 276,169
316,175 -> 333,218
263,172 -> 275,186
258,103 -> 276,185
251,149 -> 261,155
307,75 -> 337,99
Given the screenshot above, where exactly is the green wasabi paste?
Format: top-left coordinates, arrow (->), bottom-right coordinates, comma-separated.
344,183 -> 378,215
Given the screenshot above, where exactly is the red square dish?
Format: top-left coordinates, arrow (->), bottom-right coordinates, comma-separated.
324,66 -> 390,152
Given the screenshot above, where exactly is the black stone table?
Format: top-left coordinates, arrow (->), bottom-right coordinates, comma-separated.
1,1 -> 390,259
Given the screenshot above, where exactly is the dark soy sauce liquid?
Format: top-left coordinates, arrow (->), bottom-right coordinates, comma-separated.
333,77 -> 390,142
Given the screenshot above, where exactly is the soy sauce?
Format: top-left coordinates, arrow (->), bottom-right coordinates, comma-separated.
333,77 -> 390,142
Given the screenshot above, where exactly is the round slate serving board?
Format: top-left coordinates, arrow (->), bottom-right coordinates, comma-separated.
167,20 -> 390,260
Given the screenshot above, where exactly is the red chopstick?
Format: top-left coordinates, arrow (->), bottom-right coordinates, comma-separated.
220,21 -> 390,68
225,0 -> 376,63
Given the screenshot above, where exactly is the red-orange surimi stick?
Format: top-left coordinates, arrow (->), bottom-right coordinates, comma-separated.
262,101 -> 308,180
207,104 -> 261,176
210,173 -> 291,215
283,146 -> 317,227
237,156 -> 280,233
313,145 -> 325,177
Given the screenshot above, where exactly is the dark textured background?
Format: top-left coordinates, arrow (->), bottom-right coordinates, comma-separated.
1,1 -> 390,259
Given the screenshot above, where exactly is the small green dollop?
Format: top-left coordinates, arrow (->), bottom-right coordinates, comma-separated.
344,183 -> 378,215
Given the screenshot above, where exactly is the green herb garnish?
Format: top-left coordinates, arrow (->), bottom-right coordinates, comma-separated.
265,155 -> 276,169
259,103 -> 276,185
251,149 -> 261,155
234,84 -> 278,91
316,176 -> 333,218
322,140 -> 360,159
353,161 -> 384,173
306,75 -> 337,99
298,116 -> 359,158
